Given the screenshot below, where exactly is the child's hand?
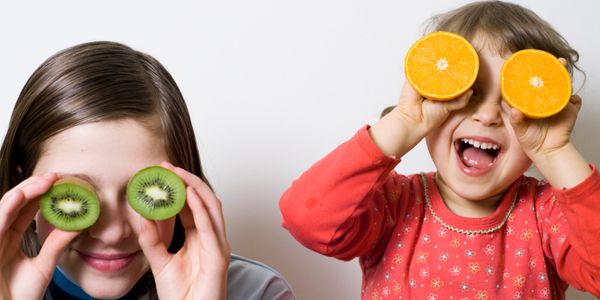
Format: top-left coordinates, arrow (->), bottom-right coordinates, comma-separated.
370,82 -> 472,157
506,57 -> 591,189
0,173 -> 79,300
136,162 -> 231,300
506,58 -> 580,158
506,94 -> 581,157
397,82 -> 473,133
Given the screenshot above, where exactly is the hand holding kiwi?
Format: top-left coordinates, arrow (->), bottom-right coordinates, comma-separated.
135,162 -> 231,300
0,173 -> 79,300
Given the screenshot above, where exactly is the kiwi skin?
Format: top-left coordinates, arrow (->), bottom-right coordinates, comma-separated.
39,177 -> 101,231
126,166 -> 186,221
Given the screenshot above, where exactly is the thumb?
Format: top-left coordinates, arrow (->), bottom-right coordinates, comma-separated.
507,105 -> 530,137
35,230 -> 80,276
398,81 -> 423,105
136,217 -> 170,273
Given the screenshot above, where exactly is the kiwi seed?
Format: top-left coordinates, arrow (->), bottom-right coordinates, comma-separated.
126,166 -> 186,220
39,177 -> 101,231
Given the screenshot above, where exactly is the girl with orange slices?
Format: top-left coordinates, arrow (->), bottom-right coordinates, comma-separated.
280,1 -> 600,299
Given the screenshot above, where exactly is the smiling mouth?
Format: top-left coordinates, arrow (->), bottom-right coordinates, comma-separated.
455,138 -> 502,174
77,250 -> 141,272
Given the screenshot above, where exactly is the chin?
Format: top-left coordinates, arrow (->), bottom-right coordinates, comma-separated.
80,280 -> 137,299
68,264 -> 148,299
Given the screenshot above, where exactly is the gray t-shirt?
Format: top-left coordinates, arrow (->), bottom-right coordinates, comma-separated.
227,254 -> 295,300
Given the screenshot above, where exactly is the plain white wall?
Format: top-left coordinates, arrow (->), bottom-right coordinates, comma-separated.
1,1 -> 598,299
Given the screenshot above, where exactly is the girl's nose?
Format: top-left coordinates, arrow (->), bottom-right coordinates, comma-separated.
88,193 -> 132,245
471,97 -> 502,127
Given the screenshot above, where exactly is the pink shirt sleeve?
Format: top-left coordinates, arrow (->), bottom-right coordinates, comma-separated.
535,165 -> 600,296
279,126 -> 412,262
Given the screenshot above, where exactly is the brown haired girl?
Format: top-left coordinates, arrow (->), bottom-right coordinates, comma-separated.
0,41 -> 294,300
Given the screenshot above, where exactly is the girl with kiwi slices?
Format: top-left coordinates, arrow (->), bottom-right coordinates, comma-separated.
0,41 -> 294,300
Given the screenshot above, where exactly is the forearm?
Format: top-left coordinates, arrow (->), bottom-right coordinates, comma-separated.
369,106 -> 428,158
553,167 -> 600,295
531,143 -> 592,189
280,127 -> 400,258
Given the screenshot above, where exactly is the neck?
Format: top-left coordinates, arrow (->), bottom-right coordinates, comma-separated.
434,174 -> 504,218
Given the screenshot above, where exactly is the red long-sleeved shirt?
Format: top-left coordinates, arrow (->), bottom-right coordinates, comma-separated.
280,126 -> 600,299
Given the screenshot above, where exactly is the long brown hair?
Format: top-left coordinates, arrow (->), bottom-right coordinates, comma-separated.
0,41 -> 208,298
382,0 -> 582,117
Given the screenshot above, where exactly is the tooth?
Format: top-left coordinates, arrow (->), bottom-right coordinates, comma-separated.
492,145 -> 498,150
473,141 -> 481,148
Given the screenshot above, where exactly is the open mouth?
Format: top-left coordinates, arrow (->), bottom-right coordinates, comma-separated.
455,137 -> 502,175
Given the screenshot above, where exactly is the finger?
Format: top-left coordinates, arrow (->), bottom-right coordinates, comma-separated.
159,163 -> 226,236
443,89 -> 473,111
160,162 -> 203,189
0,174 -> 43,211
186,187 -> 222,249
558,57 -> 567,67
570,94 -> 582,111
5,173 -> 57,222
191,185 -> 228,245
0,182 -> 47,238
137,217 -> 170,272
11,196 -> 40,234
0,189 -> 25,236
13,172 -> 58,191
509,107 -> 527,126
35,229 -> 79,275
398,81 -> 424,105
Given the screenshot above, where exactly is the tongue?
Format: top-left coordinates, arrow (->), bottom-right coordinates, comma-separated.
461,147 -> 494,168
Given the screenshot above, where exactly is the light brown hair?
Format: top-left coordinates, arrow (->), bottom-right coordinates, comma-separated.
0,41 -> 208,298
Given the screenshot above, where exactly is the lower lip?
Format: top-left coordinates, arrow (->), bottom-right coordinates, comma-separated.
454,144 -> 499,177
78,251 -> 139,272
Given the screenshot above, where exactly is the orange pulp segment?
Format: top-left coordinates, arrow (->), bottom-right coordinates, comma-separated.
404,31 -> 479,101
501,49 -> 571,118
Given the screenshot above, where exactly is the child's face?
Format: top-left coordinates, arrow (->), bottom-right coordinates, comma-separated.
32,119 -> 175,299
425,39 -> 532,202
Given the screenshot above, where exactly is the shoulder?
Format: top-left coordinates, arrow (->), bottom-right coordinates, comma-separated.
227,254 -> 295,300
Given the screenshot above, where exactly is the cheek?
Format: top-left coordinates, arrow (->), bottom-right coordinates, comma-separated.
509,147 -> 533,172
426,118 -> 460,159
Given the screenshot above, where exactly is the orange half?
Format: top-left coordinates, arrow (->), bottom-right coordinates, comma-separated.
501,49 -> 571,118
404,31 -> 479,101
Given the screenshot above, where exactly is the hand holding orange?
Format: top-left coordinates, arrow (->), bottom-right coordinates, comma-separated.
404,33 -> 572,119
404,31 -> 479,101
500,49 -> 572,118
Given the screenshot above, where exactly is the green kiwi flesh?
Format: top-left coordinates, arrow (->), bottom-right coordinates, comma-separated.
127,166 -> 186,220
40,178 -> 101,231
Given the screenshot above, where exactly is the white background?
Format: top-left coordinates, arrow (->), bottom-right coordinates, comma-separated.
1,1 -> 598,299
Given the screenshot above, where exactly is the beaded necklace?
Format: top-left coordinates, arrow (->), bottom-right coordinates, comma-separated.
420,173 -> 517,235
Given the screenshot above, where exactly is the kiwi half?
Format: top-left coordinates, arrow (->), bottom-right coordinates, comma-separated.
127,166 -> 186,220
40,177 -> 101,231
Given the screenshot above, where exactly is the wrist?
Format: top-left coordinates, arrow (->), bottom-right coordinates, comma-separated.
532,143 -> 592,189
369,107 -> 428,157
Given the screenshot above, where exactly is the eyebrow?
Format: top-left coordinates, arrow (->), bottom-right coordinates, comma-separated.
59,173 -> 100,190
